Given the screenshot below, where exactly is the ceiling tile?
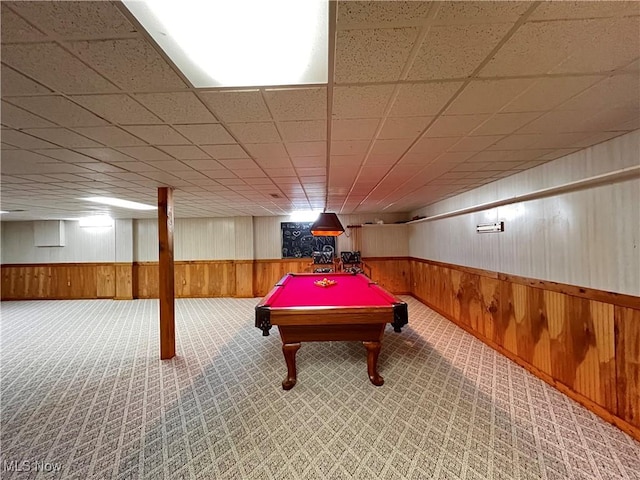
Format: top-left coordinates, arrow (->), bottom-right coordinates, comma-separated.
107,162 -> 158,173
70,38 -> 187,91
1,101 -> 55,129
0,4 -> 46,41
389,82 -> 462,117
134,92 -> 216,124
471,112 -> 541,136
528,132 -> 592,150
1,129 -> 59,149
482,18 -> 639,77
367,154 -> 401,166
486,134 -> 541,151
434,2 -> 531,24
552,18 -> 640,74
173,124 -> 235,145
332,119 -> 380,140
445,78 -> 536,115
8,95 -> 108,127
370,138 -> 413,156
286,142 -> 326,157
278,120 -> 326,142
462,149 -> 550,164
158,145 -> 211,160
335,28 -> 418,83
1,65 -> 51,95
71,94 -> 162,124
181,159 -> 225,170
333,85 -> 395,119
331,140 -> 370,156
32,149 -> 100,163
199,90 -> 271,123
409,136 -> 460,155
8,1 -> 136,37
245,143 -> 288,159
116,146 -> 173,161
122,126 -> 189,145
378,116 -> 434,139
431,151 -> 476,164
1,149 -> 60,164
517,110 -> 591,134
337,1 -> 432,28
74,148 -> 135,163
218,159 -> 260,170
425,114 -> 490,137
1,43 -> 118,93
264,88 -> 326,121
501,76 -> 603,112
559,73 -> 640,112
227,122 -> 281,144
330,154 -> 364,167
257,155 -> 294,168
291,156 -> 325,168
73,126 -> 146,146
200,144 -> 249,159
448,135 -> 504,152
529,1 -> 639,21
296,167 -> 326,177
143,160 -> 189,171
22,128 -> 101,148
408,24 -> 511,81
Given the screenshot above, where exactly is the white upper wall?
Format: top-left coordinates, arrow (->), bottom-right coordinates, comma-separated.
134,217 -> 254,261
409,130 -> 640,296
1,220 -> 116,264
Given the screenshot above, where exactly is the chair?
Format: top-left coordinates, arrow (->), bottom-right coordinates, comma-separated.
339,251 -> 371,276
308,251 -> 335,273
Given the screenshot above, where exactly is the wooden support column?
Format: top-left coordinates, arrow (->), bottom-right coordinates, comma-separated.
158,187 -> 175,359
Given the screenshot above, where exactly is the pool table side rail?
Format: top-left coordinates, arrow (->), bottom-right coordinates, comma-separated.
255,272 -> 409,335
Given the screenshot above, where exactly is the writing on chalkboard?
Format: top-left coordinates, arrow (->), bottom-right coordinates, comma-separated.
281,222 -> 336,259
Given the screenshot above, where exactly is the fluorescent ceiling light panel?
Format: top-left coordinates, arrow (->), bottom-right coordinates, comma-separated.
290,210 -> 321,222
122,0 -> 328,88
79,216 -> 114,228
83,197 -> 157,211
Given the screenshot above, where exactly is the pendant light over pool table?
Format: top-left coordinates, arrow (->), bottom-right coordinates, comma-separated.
310,212 -> 344,236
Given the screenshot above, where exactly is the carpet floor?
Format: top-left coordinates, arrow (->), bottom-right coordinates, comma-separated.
1,297 -> 638,479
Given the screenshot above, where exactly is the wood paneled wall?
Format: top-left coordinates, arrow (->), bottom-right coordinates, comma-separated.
365,257 -> 411,294
2,263 -> 106,300
410,257 -> 640,440
1,257 -> 409,300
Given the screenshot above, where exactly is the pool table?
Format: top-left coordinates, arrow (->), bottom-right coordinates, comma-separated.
255,272 -> 408,390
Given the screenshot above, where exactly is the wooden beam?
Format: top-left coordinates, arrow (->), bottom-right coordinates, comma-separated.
158,187 -> 175,359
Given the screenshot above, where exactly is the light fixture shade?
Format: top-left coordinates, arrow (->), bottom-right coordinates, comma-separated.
310,212 -> 344,236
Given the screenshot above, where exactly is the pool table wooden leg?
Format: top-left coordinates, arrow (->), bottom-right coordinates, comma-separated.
363,341 -> 384,386
282,342 -> 301,390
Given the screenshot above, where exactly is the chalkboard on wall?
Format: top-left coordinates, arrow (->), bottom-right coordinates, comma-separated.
281,222 -> 336,258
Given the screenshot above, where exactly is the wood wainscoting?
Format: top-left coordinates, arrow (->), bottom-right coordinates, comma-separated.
1,263 -> 112,300
1,257 -> 410,300
410,257 -> 640,440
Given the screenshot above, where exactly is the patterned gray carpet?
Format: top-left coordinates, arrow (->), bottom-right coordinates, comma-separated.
0,297 -> 638,480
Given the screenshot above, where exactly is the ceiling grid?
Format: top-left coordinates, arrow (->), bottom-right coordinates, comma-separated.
0,0 -> 638,220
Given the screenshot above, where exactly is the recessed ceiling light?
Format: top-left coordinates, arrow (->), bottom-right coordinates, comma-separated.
83,197 -> 157,210
122,0 -> 328,88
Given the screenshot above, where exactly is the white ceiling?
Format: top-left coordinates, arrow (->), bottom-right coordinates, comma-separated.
1,1 -> 638,221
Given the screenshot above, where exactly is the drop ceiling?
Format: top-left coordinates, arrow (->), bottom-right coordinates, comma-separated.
1,1 -> 638,221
